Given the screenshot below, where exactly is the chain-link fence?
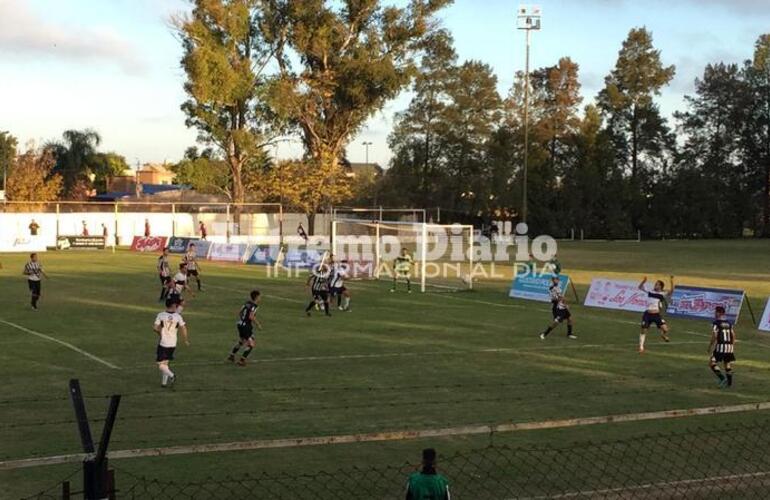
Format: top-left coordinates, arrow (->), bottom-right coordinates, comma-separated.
20,419 -> 770,499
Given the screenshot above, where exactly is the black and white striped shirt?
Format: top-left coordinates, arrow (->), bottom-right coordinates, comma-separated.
183,252 -> 197,271
157,256 -> 170,277
310,274 -> 329,293
713,319 -> 735,354
24,261 -> 42,281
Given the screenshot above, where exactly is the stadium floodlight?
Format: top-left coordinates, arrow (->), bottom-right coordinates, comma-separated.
362,141 -> 373,165
517,4 -> 541,224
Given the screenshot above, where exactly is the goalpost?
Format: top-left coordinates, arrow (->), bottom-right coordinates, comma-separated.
331,218 -> 474,292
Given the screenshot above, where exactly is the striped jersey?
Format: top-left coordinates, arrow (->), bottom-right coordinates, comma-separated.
154,311 -> 186,348
309,270 -> 329,293
238,300 -> 258,326
172,272 -> 187,294
157,256 -> 170,277
549,283 -> 567,310
24,261 -> 42,281
183,251 -> 198,270
712,319 -> 735,353
395,254 -> 413,273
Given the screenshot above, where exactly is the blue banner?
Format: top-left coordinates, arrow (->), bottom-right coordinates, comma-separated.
283,248 -> 324,269
509,273 -> 570,302
190,240 -> 212,259
167,237 -> 199,254
246,245 -> 280,265
668,285 -> 744,323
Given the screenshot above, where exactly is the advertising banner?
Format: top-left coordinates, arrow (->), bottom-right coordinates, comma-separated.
758,298 -> 770,332
190,240 -> 212,259
208,243 -> 249,262
130,236 -> 167,253
0,236 -> 46,253
282,248 -> 325,269
584,278 -> 649,312
56,236 -> 106,250
167,237 -> 199,254
246,245 -> 280,265
668,285 -> 745,323
509,273 -> 570,302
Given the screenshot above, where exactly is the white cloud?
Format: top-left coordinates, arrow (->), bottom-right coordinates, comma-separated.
0,0 -> 147,75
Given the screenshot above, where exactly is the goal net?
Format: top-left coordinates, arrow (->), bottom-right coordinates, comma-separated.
331,218 -> 474,292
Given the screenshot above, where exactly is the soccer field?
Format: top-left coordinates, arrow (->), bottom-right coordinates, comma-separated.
2,240 -> 770,498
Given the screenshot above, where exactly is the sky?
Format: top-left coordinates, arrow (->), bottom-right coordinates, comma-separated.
1,0 -> 769,169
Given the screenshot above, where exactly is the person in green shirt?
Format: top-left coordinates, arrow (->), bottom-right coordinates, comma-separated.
548,253 -> 562,275
392,248 -> 414,293
405,448 -> 450,500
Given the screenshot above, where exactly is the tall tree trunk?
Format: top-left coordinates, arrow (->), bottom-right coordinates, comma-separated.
631,105 -> 639,181
307,212 -> 315,236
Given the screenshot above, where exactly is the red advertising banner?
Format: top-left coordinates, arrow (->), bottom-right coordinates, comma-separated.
131,236 -> 167,253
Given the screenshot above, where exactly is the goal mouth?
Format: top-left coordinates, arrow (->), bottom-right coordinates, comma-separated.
331,218 -> 474,293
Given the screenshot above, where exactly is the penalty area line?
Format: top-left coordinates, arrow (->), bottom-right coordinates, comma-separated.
2,400 -> 769,471
0,319 -> 119,370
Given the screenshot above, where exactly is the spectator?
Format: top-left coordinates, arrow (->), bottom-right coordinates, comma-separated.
28,219 -> 40,236
405,448 -> 450,500
199,221 -> 207,240
144,218 -> 151,237
81,221 -> 89,236
297,222 -> 309,243
101,223 -> 109,238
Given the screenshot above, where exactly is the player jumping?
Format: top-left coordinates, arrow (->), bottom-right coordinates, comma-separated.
305,263 -> 331,316
708,306 -> 736,388
228,290 -> 262,366
330,256 -> 351,311
540,276 -> 577,340
392,248 -> 414,293
638,275 -> 674,353
157,247 -> 172,302
183,244 -> 203,291
153,297 -> 189,388
23,253 -> 48,310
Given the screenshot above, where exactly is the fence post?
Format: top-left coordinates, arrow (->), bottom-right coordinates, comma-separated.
55,203 -> 60,242
171,203 -> 176,238
279,204 -> 284,246
226,204 -> 231,243
61,480 -> 70,500
113,203 -> 119,247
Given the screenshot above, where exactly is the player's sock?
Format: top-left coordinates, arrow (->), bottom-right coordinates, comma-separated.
161,372 -> 169,385
231,344 -> 241,355
406,279 -> 411,292
639,333 -> 646,350
343,296 -> 350,309
242,347 -> 253,358
31,295 -> 39,308
726,369 -> 733,387
323,301 -> 330,316
567,324 -> 574,336
305,301 -> 315,313
196,278 -> 202,291
711,366 -> 725,381
542,326 -> 553,337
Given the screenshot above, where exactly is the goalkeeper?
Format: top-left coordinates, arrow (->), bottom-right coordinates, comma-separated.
392,248 -> 414,293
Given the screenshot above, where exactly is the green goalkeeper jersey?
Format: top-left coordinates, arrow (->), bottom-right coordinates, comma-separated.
406,471 -> 450,500
395,254 -> 414,273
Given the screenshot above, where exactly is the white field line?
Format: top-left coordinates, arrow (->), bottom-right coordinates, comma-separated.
519,470 -> 770,499
131,340 -> 705,369
203,283 -> 304,303
0,319 -> 119,370
3,401 -> 770,471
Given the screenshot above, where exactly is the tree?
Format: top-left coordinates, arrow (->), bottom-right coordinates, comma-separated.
261,0 -> 452,194
46,129 -> 102,199
598,28 -> 675,182
0,131 -> 18,194
264,159 -> 351,233
175,0 -> 276,218
6,148 -> 63,203
91,152 -> 130,193
744,34 -> 770,234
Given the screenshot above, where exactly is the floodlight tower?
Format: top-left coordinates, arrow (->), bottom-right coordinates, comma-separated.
517,5 -> 541,224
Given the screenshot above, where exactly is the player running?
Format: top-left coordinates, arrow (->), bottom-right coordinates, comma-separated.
539,276 -> 577,340
329,256 -> 351,311
157,248 -> 172,302
305,262 -> 331,317
228,290 -> 262,366
153,297 -> 189,388
708,306 -> 736,388
183,244 -> 203,291
637,275 -> 674,353
392,248 -> 414,293
23,253 -> 48,310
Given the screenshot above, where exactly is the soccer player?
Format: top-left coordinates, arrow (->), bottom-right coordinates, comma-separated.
539,276 -> 577,340
199,221 -> 207,240
392,248 -> 414,293
22,253 -> 48,310
305,263 -> 331,316
228,290 -> 263,366
708,306 -> 736,388
329,256 -> 351,311
183,244 -> 203,291
144,218 -> 151,237
638,275 -> 674,353
153,297 -> 189,388
157,248 -> 172,302
405,448 -> 451,500
297,222 -> 309,243
28,219 -> 40,236
170,263 -> 192,302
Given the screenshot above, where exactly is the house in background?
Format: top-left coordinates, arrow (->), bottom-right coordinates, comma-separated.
97,163 -> 188,201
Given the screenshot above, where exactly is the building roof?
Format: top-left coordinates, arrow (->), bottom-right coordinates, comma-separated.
343,162 -> 383,177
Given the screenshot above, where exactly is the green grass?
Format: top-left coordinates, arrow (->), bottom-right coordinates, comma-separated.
2,240 -> 770,498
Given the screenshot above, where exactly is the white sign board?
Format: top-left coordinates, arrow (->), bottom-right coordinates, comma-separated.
759,298 -> 770,332
584,278 -> 649,313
